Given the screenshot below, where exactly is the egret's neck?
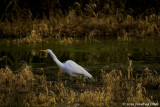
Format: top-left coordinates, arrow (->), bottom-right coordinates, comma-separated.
49,52 -> 63,68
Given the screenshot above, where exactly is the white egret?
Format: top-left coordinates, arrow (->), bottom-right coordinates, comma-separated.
40,49 -> 92,78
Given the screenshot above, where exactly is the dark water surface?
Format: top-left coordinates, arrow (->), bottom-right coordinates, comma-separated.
0,38 -> 160,73
0,37 -> 160,105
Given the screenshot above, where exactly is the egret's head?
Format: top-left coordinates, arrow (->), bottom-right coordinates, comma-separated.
40,49 -> 52,54
40,49 -> 56,58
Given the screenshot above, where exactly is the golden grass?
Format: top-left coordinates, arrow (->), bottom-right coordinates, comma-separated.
0,11 -> 160,41
79,89 -> 113,106
142,67 -> 160,89
0,60 -> 159,106
17,29 -> 42,44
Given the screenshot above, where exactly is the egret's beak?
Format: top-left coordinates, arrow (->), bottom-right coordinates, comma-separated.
40,50 -> 46,52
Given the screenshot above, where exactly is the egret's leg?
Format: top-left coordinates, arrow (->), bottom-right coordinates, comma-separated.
57,69 -> 62,82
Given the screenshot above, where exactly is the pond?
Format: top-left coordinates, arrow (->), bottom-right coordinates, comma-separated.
1,37 -> 160,73
0,37 -> 160,105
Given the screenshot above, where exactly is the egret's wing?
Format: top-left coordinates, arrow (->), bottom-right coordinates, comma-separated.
64,60 -> 92,78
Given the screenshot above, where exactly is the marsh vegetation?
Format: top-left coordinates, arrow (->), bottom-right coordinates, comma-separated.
0,0 -> 160,39
0,61 -> 158,106
0,0 -> 160,106
0,59 -> 159,106
0,38 -> 160,106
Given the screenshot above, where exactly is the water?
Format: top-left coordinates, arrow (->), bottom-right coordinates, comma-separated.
0,38 -> 160,73
0,37 -> 160,105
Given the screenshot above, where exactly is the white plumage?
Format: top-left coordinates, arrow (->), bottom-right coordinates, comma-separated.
41,49 -> 92,78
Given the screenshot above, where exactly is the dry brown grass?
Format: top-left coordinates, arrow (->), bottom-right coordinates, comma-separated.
17,29 -> 42,44
0,11 -> 160,41
79,89 -> 113,106
117,14 -> 160,41
142,67 -> 160,89
100,59 -> 155,104
0,60 -> 159,106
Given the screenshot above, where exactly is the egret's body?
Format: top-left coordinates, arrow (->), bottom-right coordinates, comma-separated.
41,49 -> 92,78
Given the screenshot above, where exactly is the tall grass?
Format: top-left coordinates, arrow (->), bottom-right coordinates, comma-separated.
0,0 -> 160,39
0,11 -> 160,41
0,60 -> 159,106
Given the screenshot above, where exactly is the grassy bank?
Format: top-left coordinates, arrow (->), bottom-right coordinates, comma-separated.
1,0 -> 160,39
0,60 -> 159,106
0,12 -> 160,40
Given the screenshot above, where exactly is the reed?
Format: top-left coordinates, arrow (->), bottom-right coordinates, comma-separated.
0,60 -> 159,106
0,0 -> 160,41
1,12 -> 160,41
